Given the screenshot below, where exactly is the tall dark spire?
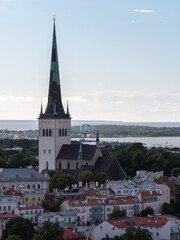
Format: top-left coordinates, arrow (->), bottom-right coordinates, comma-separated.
43,19 -> 68,118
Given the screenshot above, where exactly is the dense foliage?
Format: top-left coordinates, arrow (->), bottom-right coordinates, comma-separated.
140,207 -> 154,217
2,217 -> 35,240
101,226 -> 152,240
41,198 -> 63,212
73,124 -> 180,137
109,208 -> 126,219
50,171 -> 74,191
95,172 -> 112,185
32,221 -> 64,240
0,139 -> 38,168
78,170 -> 94,185
100,143 -> 180,177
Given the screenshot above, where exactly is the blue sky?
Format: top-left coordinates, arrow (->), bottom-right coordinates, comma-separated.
1,0 -> 180,121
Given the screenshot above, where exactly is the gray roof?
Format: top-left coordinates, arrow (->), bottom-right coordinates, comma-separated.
0,168 -> 49,182
39,210 -> 76,218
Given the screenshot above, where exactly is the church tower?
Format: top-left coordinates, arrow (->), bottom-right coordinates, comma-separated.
38,19 -> 71,172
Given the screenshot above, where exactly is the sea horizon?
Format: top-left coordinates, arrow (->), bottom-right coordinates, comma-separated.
0,120 -> 180,130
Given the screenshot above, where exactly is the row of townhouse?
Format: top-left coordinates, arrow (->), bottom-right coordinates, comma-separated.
94,215 -> 180,240
38,210 -> 76,227
0,189 -> 20,214
14,205 -> 44,224
106,179 -> 170,203
60,190 -> 165,225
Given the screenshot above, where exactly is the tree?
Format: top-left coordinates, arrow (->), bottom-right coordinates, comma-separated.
78,170 -> 94,186
109,208 -> 126,219
140,207 -> 154,217
95,172 -> 112,185
162,202 -> 176,216
50,171 -> 74,191
171,167 -> 180,177
5,235 -> 22,240
41,198 -> 63,212
2,217 -> 35,240
122,226 -> 152,240
32,221 -> 64,240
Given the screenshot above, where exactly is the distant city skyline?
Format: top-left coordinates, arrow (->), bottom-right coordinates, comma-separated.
1,0 -> 180,121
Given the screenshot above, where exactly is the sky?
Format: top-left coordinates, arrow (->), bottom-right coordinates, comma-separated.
1,0 -> 180,121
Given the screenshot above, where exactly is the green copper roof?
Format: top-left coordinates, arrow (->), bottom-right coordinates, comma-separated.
78,143 -> 83,160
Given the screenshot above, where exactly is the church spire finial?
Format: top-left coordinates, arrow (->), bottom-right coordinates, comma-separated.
66,100 -> 69,115
40,101 -> 43,117
96,132 -> 99,148
53,14 -> 55,22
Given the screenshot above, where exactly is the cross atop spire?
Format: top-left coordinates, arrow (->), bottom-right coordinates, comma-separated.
41,19 -> 69,119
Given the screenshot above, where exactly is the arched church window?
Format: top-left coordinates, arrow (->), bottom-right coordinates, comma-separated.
67,162 -> 70,169
59,162 -> 61,169
59,129 -> 62,136
62,129 -> 65,136
65,129 -> 67,136
43,129 -> 45,136
46,161 -> 48,169
46,129 -> 48,136
49,129 -> 52,136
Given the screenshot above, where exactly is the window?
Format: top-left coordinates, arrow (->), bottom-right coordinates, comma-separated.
32,198 -> 35,201
26,198 -> 28,201
33,185 -> 35,188
49,129 -> 52,136
38,184 -> 40,189
67,162 -> 70,169
46,129 -> 48,136
65,129 -> 67,136
8,206 -> 11,211
113,227 -> 115,230
59,162 -> 61,169
27,185 -> 30,189
38,198 -> 40,201
62,129 -> 65,136
3,206 -> 6,211
49,149 -> 51,154
44,149 -> 46,154
100,226 -> 102,230
156,233 -> 159,236
59,129 -> 62,136
107,208 -> 111,211
43,129 -> 45,136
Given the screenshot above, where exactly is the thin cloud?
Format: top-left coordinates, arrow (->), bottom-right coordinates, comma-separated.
63,96 -> 87,103
0,95 -> 33,102
132,9 -> 155,13
161,19 -> 170,23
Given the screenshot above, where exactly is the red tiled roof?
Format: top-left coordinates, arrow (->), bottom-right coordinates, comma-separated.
64,227 -> 85,240
107,215 -> 174,229
67,196 -> 138,207
17,206 -> 43,210
0,212 -> 18,220
4,188 -> 19,196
